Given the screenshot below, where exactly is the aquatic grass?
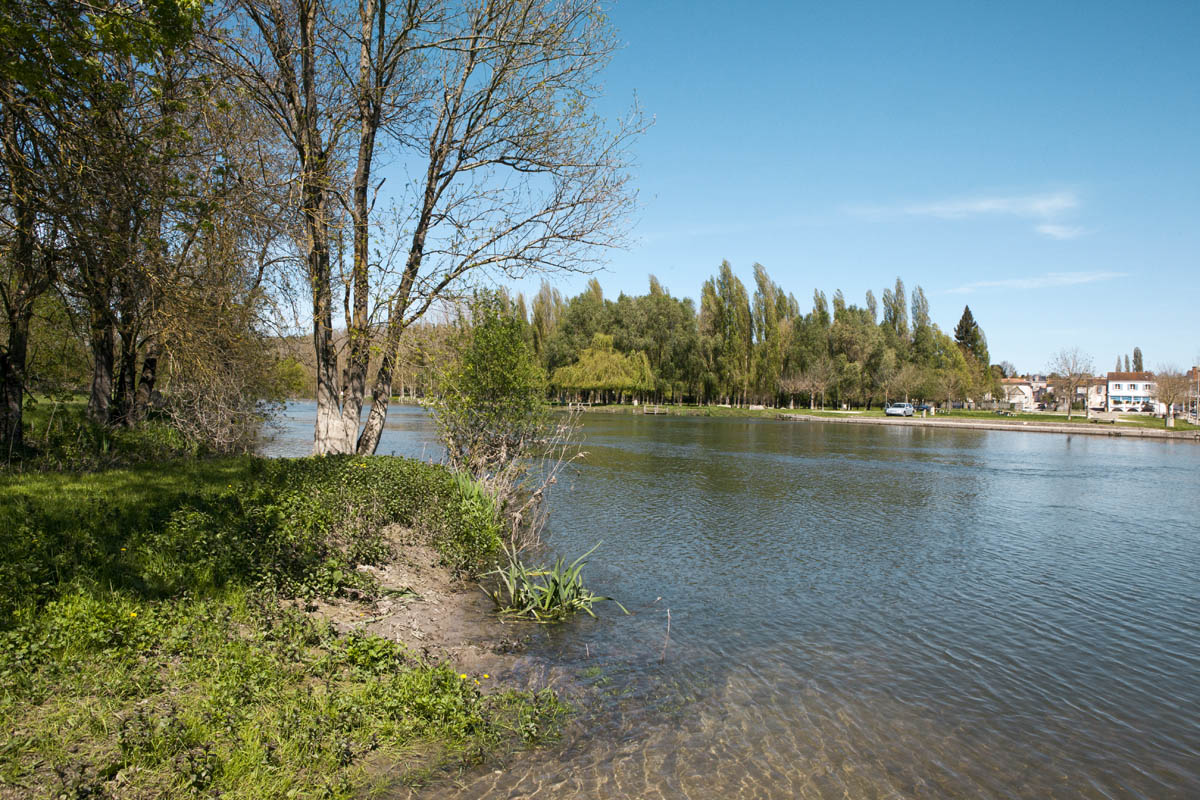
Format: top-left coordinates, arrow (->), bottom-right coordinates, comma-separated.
483,542 -> 625,622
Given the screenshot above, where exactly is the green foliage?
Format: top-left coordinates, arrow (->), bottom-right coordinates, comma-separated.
268,357 -> 311,400
0,454 -> 539,798
483,542 -> 624,623
954,305 -> 988,365
551,332 -> 653,396
0,588 -> 565,799
0,455 -> 502,627
434,294 -> 550,479
15,399 -> 201,470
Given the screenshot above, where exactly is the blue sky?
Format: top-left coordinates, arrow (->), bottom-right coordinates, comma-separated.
506,0 -> 1200,373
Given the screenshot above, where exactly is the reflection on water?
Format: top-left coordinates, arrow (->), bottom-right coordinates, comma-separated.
265,405 -> 1200,799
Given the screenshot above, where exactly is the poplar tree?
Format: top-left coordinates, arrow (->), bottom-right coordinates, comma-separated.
751,264 -> 782,403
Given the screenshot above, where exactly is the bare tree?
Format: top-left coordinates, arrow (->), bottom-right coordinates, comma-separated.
1151,366 -> 1189,428
355,0 -> 641,454
936,367 -> 966,411
893,362 -> 925,404
1047,347 -> 1093,421
216,0 -> 639,455
805,356 -> 835,410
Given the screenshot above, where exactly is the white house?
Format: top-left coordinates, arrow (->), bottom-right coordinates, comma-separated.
1000,378 -> 1035,411
1107,371 -> 1163,414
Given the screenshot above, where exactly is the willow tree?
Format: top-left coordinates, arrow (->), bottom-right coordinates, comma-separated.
551,333 -> 651,404
699,262 -> 752,405
751,264 -> 783,403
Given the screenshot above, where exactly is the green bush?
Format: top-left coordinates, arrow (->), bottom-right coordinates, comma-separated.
14,399 -> 204,471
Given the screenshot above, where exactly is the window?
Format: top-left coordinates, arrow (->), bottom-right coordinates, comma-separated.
1114,383 -> 1122,390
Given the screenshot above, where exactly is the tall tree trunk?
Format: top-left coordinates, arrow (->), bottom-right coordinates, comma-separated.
356,141 -> 444,455
88,308 -> 114,425
310,211 -> 341,452
0,202 -> 39,457
337,0 -> 384,451
0,315 -> 30,459
112,322 -> 138,426
133,340 -> 158,421
356,315 -> 399,455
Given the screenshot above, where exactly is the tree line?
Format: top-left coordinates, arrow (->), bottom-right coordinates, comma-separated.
344,265 -> 1002,411
514,264 -> 1000,409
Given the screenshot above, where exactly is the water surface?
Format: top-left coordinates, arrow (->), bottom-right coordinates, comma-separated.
265,405 -> 1200,799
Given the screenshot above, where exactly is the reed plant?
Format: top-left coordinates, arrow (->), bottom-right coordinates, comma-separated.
483,542 -> 624,622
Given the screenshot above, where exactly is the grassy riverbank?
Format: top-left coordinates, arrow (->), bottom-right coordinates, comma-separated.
0,456 -> 564,799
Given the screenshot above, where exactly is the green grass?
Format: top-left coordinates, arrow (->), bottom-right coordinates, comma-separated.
11,398 -> 205,470
1113,414 -> 1199,431
0,455 -> 563,799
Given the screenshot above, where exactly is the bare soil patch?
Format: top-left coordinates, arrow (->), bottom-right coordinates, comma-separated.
300,525 -> 533,679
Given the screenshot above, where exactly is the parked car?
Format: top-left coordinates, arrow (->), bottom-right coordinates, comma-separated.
911,403 -> 932,412
885,402 -> 914,417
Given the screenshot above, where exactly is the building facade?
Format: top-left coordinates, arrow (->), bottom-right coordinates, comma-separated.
1000,378 -> 1035,411
1106,371 -> 1160,413
1086,378 -> 1107,412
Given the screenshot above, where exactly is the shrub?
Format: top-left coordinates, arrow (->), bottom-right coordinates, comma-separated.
432,293 -> 582,549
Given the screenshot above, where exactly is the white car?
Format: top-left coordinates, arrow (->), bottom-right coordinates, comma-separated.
885,402 -> 914,417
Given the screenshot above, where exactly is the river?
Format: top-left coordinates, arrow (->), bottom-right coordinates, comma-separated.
263,403 -> 1200,799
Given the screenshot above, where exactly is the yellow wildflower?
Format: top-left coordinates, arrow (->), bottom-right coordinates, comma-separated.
459,673 -> 468,679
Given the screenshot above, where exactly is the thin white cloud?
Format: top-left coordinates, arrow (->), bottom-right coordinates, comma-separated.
946,270 -> 1127,295
1034,223 -> 1088,240
848,190 -> 1091,238
902,191 -> 1078,220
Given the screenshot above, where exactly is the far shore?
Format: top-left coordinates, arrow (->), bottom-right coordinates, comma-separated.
775,412 -> 1200,441
554,402 -> 1200,442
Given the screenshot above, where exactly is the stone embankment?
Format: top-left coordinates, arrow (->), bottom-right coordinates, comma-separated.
776,413 -> 1200,442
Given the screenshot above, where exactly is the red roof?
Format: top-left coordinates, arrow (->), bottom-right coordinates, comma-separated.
1106,371 -> 1154,381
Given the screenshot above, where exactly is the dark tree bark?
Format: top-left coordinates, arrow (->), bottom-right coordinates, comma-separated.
87,308 -> 115,425
133,340 -> 159,421
0,310 -> 31,458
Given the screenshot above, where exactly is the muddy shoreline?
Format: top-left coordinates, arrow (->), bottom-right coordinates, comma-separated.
302,526 -> 549,682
